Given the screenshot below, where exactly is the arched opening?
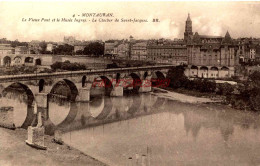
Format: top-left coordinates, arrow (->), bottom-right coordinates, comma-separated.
1,82 -> 35,128
221,66 -> 229,71
200,66 -> 208,78
50,79 -> 79,102
200,66 -> 208,70
220,66 -> 229,78
129,73 -> 142,93
210,67 -> 219,78
191,65 -> 199,70
211,67 -> 218,70
13,56 -> 22,65
151,71 -> 166,87
82,76 -> 86,87
35,58 -> 41,65
25,57 -> 34,63
39,79 -> 45,92
100,76 -> 113,96
91,76 -> 113,98
190,65 -> 199,77
3,56 -> 11,67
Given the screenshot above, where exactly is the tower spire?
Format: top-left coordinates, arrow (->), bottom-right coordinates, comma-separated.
187,13 -> 191,22
184,13 -> 193,42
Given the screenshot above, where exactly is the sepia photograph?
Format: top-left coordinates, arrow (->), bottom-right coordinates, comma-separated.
0,1 -> 260,166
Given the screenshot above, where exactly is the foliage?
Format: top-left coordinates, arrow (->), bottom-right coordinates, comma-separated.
53,44 -> 74,55
107,62 -> 119,69
216,83 -> 234,95
167,66 -> 216,93
83,42 -> 104,56
225,71 -> 260,111
51,61 -> 87,71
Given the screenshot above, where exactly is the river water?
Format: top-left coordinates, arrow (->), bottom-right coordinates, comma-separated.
1,88 -> 260,166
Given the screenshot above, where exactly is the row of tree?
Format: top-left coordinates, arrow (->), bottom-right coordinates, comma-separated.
50,60 -> 87,71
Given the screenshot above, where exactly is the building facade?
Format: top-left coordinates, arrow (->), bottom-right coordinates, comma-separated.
147,44 -> 187,65
131,42 -> 147,60
0,44 -> 14,55
15,46 -> 29,54
185,14 -> 239,78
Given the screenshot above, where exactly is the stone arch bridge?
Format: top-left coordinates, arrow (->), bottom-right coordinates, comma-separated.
0,65 -> 173,128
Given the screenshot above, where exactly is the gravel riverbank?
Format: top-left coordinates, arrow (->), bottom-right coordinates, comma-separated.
0,127 -> 106,166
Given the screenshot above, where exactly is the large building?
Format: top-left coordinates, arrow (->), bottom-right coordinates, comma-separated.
147,44 -> 187,65
131,42 -> 147,60
147,37 -> 188,65
185,14 -> 239,78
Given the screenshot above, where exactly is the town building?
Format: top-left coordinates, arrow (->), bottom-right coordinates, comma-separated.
115,42 -> 130,59
0,44 -> 14,55
147,44 -> 187,65
131,42 -> 147,60
46,43 -> 54,52
15,46 -> 29,54
104,41 -> 119,55
28,40 -> 41,54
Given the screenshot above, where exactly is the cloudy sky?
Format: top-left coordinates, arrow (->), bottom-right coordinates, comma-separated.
0,1 -> 260,42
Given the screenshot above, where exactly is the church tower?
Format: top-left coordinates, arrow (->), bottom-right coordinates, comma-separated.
184,13 -> 193,42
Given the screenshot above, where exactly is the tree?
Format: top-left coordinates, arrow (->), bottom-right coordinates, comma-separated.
167,66 -> 189,89
53,44 -> 74,55
83,42 -> 104,56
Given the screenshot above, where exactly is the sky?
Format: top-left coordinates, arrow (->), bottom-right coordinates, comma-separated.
0,1 -> 260,42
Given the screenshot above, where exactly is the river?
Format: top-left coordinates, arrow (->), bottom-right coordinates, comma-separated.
1,88 -> 260,166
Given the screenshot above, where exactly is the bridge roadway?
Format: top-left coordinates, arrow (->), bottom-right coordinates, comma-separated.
0,65 -> 174,83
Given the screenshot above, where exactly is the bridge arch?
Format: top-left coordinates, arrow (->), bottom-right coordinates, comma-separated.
129,73 -> 142,93
50,79 -> 79,102
1,82 -> 35,128
91,75 -> 113,96
151,71 -> 167,87
3,56 -> 11,67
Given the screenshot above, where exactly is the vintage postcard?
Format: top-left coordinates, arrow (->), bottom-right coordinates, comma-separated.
0,1 -> 260,166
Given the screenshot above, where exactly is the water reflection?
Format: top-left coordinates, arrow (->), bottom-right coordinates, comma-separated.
2,87 -> 260,166
0,87 -> 34,128
59,94 -> 260,166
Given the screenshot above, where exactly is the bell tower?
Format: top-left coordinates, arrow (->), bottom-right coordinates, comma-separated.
184,13 -> 193,42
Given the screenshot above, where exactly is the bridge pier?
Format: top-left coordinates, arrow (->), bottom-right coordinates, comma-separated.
26,93 -> 48,150
35,93 -> 48,121
110,82 -> 123,97
76,84 -> 91,102
139,78 -> 152,93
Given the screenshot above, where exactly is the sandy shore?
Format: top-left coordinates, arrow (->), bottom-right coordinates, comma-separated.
0,127 -> 106,166
152,88 -> 221,104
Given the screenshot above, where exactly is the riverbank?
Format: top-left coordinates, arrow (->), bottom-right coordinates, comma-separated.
0,127 -> 106,166
153,87 -> 223,104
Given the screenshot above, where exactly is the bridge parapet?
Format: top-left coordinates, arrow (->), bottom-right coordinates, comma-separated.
0,65 -> 174,83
